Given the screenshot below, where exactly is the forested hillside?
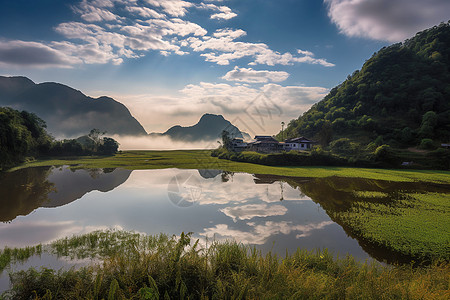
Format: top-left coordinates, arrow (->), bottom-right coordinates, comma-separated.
0,107 -> 52,169
281,22 -> 450,149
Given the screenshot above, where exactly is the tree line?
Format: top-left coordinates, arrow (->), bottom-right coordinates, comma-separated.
0,107 -> 119,170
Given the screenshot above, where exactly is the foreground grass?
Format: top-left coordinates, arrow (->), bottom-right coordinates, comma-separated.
10,150 -> 450,183
1,230 -> 449,299
334,192 -> 450,262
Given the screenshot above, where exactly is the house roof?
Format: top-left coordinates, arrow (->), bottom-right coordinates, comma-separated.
249,140 -> 280,145
285,136 -> 315,143
254,135 -> 278,143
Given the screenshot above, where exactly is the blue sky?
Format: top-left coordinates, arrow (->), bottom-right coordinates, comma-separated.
1,0 -> 449,134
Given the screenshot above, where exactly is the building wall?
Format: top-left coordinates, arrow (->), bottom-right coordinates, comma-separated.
284,143 -> 312,151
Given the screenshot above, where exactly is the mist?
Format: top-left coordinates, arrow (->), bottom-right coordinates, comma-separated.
111,135 -> 220,151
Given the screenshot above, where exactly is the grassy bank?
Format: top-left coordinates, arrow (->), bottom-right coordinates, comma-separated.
9,150 -> 450,184
1,230 -> 449,299
332,192 -> 450,262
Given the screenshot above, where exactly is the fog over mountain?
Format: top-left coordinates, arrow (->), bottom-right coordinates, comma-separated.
150,113 -> 251,142
0,76 -> 147,138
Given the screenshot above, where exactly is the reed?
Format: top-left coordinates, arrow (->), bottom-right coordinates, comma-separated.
2,230 -> 449,299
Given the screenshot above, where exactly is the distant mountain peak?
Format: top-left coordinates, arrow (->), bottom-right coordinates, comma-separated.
152,113 -> 247,142
199,113 -> 225,121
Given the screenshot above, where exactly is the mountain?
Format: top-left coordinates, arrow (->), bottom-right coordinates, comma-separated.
280,22 -> 450,148
0,76 -> 147,137
151,113 -> 250,142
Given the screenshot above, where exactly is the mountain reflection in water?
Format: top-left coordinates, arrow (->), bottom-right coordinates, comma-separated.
0,167 -> 448,264
0,167 -> 132,222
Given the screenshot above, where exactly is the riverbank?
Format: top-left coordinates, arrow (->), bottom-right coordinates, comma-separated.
1,230 -> 448,299
9,150 -> 450,184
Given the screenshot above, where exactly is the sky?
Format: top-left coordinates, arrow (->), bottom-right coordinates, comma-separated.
0,0 -> 449,136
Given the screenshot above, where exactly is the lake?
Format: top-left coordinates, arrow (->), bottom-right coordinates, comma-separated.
1,166 -> 449,292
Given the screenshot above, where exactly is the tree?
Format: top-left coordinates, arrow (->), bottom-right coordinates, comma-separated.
374,144 -> 395,165
0,108 -> 52,170
318,121 -> 332,146
221,130 -> 232,150
88,129 -> 106,152
419,111 -> 438,138
99,137 -> 119,155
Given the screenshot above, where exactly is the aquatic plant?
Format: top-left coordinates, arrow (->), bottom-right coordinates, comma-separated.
1,230 -> 449,299
335,192 -> 450,262
0,245 -> 42,273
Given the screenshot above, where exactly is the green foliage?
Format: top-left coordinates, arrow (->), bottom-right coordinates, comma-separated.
212,148 -> 349,167
374,144 -> 397,166
2,230 -> 449,299
419,111 -> 438,138
221,130 -> 232,151
0,108 -> 120,170
281,22 -> 450,148
0,107 -> 52,170
99,137 -> 120,155
419,138 -> 436,150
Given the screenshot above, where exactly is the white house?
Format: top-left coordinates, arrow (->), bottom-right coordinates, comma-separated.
283,137 -> 315,151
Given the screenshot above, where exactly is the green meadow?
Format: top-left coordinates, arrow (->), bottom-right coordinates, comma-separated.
1,230 -> 449,299
11,150 -> 450,184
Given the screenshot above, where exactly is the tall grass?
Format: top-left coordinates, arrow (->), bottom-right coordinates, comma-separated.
0,245 -> 42,273
2,230 -> 449,299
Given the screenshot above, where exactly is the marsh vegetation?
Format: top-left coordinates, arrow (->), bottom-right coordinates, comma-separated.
1,230 -> 449,299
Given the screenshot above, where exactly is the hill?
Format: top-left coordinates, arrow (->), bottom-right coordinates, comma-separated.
0,76 -> 147,137
280,22 -> 450,150
151,113 -> 250,142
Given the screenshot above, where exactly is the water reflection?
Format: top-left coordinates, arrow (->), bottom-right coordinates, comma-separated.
0,167 -> 448,264
0,167 -> 132,222
0,167 -> 54,222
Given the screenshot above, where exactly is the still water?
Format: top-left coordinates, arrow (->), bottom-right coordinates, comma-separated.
1,166 -> 448,289
0,166 -> 373,258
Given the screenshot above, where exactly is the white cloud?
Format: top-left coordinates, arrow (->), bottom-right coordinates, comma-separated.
200,221 -> 333,245
0,40 -> 81,68
98,79 -> 328,136
213,28 -> 246,39
210,6 -> 237,20
198,3 -> 237,20
5,0 -> 333,69
74,0 -> 121,22
187,28 -> 335,66
125,6 -> 164,19
147,18 -> 207,37
220,204 -> 288,221
325,0 -> 450,42
51,40 -> 123,64
222,67 -> 289,83
145,0 -> 193,17
178,81 -> 328,134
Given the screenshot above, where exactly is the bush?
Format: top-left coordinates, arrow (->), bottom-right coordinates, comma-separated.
419,138 -> 436,150
374,144 -> 397,166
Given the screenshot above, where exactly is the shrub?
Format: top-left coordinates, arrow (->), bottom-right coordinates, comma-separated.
419,138 -> 436,150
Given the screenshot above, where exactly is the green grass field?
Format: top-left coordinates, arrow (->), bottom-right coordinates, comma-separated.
10,150 -> 450,184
